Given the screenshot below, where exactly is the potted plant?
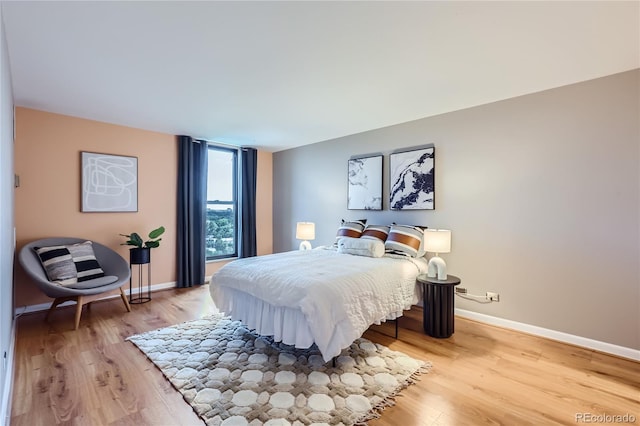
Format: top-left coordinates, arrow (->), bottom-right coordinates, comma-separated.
120,226 -> 165,264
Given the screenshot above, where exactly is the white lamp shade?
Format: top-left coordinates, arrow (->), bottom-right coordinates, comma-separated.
296,222 -> 315,240
424,229 -> 451,254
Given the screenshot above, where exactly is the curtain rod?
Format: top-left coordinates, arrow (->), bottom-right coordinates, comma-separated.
183,135 -> 254,150
198,139 -> 255,151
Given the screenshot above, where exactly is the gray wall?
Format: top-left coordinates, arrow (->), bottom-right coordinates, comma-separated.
0,5 -> 14,424
273,70 -> 640,350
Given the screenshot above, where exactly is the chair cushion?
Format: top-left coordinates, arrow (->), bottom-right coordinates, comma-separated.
65,275 -> 119,290
34,241 -> 105,286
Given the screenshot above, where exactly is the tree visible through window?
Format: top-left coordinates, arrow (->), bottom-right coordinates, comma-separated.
206,146 -> 238,260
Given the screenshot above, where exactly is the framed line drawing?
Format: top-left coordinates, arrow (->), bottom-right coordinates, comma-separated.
81,151 -> 138,212
348,155 -> 383,210
389,146 -> 435,210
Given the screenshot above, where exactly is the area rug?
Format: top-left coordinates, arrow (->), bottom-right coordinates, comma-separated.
127,315 -> 430,426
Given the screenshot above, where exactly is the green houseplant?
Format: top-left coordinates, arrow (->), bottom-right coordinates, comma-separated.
120,226 -> 165,264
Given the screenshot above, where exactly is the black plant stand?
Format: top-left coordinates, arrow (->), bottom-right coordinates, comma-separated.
129,248 -> 151,304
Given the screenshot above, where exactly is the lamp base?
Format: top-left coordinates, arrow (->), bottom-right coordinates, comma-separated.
427,256 -> 447,280
299,240 -> 312,251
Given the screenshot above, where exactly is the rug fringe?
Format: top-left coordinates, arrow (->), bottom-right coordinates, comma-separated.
353,361 -> 432,425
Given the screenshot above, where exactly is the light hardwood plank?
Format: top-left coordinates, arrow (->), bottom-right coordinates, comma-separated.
11,285 -> 639,425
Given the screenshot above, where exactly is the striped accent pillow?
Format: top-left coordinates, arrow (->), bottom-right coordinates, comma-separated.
34,245 -> 78,285
361,225 -> 390,243
34,241 -> 105,286
385,225 -> 424,257
67,241 -> 105,282
334,220 -> 367,246
336,220 -> 366,239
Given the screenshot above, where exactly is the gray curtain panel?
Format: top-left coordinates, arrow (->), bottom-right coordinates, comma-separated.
240,147 -> 257,258
177,135 -> 208,287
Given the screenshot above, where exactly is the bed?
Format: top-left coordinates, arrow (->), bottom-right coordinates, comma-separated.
209,245 -> 428,361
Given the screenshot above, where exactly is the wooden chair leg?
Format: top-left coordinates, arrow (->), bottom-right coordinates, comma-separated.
45,298 -> 62,322
45,296 -> 77,322
74,295 -> 84,330
120,287 -> 131,312
47,289 -> 130,330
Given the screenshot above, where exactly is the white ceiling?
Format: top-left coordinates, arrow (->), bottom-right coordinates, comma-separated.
2,1 -> 638,152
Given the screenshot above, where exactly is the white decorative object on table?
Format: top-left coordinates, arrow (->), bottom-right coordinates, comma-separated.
425,229 -> 451,280
296,222 -> 315,250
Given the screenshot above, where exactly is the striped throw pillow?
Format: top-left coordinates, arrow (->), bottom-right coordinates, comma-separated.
336,220 -> 366,239
361,225 -> 390,243
385,225 -> 424,257
34,245 -> 78,285
34,241 -> 105,286
67,241 -> 105,282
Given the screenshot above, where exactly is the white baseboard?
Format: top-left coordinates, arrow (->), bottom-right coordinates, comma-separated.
1,317 -> 16,426
14,281 -> 177,316
455,308 -> 640,362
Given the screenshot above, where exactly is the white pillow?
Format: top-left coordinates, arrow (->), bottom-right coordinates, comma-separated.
337,237 -> 385,258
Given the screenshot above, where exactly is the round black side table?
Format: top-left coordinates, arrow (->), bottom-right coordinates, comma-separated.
417,274 -> 461,338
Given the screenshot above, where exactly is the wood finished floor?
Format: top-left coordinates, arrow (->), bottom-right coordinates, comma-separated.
10,285 -> 640,426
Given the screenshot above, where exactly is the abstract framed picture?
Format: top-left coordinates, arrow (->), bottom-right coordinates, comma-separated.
348,155 -> 383,210
81,151 -> 138,212
389,146 -> 435,210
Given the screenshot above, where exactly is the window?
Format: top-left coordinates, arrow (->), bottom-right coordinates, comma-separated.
206,145 -> 238,260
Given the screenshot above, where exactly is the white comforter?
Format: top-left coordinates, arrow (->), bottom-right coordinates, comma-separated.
210,247 -> 428,360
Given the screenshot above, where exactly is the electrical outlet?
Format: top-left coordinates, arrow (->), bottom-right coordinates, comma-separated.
455,287 -> 467,294
486,292 -> 500,302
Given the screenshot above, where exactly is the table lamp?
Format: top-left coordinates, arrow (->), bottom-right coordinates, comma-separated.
425,229 -> 451,280
296,222 -> 315,250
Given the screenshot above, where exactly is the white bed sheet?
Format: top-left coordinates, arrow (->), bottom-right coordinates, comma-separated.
210,247 -> 427,361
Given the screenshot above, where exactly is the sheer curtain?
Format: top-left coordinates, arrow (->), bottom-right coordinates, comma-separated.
240,147 -> 257,258
176,135 -> 208,287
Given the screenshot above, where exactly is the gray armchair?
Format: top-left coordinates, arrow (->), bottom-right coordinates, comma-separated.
19,237 -> 131,329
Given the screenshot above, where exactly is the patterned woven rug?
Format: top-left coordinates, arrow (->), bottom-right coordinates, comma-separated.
127,315 -> 430,426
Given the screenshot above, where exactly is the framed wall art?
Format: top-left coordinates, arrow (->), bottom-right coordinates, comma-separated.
81,151 -> 138,212
389,146 -> 435,210
348,155 -> 382,210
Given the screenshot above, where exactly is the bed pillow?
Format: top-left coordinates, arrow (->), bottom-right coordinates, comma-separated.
335,219 -> 367,240
385,225 -> 424,257
390,223 -> 428,257
361,225 -> 390,243
34,245 -> 78,285
337,237 -> 385,258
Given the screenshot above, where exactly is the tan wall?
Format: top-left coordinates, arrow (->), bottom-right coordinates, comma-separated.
14,107 -> 273,307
